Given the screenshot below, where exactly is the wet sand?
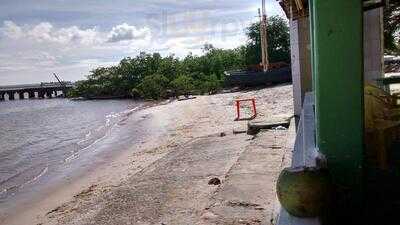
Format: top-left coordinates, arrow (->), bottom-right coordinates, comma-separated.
2,84 -> 293,225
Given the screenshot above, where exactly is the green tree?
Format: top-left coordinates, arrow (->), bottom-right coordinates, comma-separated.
198,74 -> 222,94
245,16 -> 290,65
68,15 -> 291,99
136,74 -> 169,100
171,75 -> 195,96
384,1 -> 400,53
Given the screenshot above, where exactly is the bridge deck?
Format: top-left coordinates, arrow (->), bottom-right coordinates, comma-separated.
0,83 -> 74,92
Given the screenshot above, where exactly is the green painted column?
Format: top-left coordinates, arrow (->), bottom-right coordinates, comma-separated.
311,0 -> 364,189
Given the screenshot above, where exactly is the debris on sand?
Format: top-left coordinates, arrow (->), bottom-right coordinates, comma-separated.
208,178 -> 221,185
233,129 -> 247,134
178,95 -> 197,101
74,184 -> 98,198
46,184 -> 98,217
227,200 -> 260,208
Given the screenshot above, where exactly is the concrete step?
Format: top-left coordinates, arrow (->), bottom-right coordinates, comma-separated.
247,116 -> 292,135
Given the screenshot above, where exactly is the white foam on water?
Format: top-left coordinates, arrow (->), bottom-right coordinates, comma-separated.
67,106 -> 141,163
0,99 -> 144,209
0,166 -> 49,198
21,166 -> 48,187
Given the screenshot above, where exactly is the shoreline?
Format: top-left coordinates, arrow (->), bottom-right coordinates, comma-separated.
3,133 -> 173,225
2,84 -> 294,225
0,99 -> 173,225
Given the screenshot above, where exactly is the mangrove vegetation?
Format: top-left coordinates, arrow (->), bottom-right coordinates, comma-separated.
68,16 -> 290,100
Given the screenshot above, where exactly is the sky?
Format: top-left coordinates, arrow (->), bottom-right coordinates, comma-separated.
0,0 -> 284,85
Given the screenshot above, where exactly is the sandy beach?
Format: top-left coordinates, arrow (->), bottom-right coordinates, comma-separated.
2,84 -> 293,225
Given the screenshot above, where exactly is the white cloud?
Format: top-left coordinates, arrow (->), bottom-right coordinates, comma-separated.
2,21 -> 152,46
44,25 -> 100,45
0,0 -> 286,85
2,21 -> 23,39
0,19 -> 248,84
2,21 -> 103,46
107,23 -> 151,43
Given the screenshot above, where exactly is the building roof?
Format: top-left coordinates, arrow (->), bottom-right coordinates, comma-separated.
278,0 -> 386,20
277,0 -> 308,20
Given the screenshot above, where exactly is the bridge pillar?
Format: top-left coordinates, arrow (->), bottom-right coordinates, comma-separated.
58,90 -> 64,97
38,91 -> 45,99
29,91 -> 35,99
8,92 -> 15,100
18,92 -> 24,100
0,92 -> 4,101
46,91 -> 53,98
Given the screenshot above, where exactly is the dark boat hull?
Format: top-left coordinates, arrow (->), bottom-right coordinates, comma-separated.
225,67 -> 292,87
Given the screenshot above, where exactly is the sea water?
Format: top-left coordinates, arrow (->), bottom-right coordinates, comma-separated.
0,98 -> 146,211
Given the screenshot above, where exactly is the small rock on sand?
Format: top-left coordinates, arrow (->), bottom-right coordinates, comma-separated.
208,178 -> 221,185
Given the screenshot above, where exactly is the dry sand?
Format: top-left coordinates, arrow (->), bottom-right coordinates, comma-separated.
3,84 -> 293,225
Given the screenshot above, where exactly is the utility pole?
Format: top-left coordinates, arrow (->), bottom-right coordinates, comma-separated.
259,0 -> 269,72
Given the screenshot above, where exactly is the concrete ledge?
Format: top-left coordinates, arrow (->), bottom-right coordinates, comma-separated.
274,92 -> 321,225
247,116 -> 292,135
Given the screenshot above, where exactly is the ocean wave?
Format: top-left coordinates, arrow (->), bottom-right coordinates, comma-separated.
0,165 -> 48,199
67,106 -> 140,163
21,166 -> 48,187
0,99 -> 144,203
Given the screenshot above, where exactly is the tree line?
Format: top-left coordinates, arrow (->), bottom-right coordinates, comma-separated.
384,1 -> 400,54
68,16 -> 290,99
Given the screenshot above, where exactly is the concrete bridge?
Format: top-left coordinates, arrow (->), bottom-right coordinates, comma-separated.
0,82 -> 74,100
